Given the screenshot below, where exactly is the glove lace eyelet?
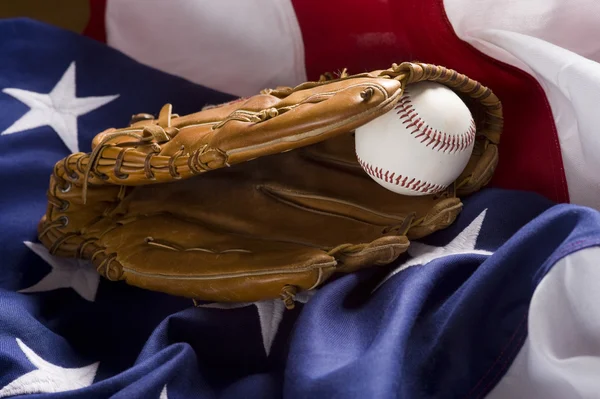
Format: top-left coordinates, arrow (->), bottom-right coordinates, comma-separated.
59,200 -> 70,212
58,215 -> 69,227
360,87 -> 374,100
59,181 -> 72,193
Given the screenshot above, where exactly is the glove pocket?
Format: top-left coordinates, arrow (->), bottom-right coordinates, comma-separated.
94,214 -> 339,308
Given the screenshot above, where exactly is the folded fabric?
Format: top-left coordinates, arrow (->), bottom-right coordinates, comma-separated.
1,18 -> 599,399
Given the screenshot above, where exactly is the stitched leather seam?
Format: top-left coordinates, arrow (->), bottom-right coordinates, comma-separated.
300,148 -> 364,171
258,184 -> 408,223
308,268 -> 325,290
356,155 -> 445,194
122,260 -> 338,280
341,242 -> 409,257
396,89 -> 476,154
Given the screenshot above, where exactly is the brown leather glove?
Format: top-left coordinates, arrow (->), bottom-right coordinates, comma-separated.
37,62 -> 502,309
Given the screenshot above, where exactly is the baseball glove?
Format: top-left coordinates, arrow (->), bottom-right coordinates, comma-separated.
37,62 -> 502,309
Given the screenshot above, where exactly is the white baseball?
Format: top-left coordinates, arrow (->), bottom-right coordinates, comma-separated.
355,81 -> 476,196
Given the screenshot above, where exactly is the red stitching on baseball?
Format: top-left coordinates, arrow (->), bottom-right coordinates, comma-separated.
395,89 -> 476,154
356,155 -> 445,194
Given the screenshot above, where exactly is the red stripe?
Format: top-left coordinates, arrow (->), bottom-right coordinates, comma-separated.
83,0 -> 107,42
291,0 -> 568,203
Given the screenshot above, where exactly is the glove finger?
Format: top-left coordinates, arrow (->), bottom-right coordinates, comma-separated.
85,76 -> 403,186
329,236 -> 410,273
84,62 -> 501,196
190,77 -> 403,167
58,212 -> 337,304
456,142 -> 499,196
396,62 -> 503,195
41,211 -> 408,306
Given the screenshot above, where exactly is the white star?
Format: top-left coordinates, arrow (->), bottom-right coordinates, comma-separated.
19,241 -> 100,302
1,61 -> 119,153
197,290 -> 315,356
160,384 -> 168,399
374,209 -> 493,292
0,338 -> 98,398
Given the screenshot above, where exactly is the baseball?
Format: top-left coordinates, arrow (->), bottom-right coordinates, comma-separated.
355,81 -> 476,196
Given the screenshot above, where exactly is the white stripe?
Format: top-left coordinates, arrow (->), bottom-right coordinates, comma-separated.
487,246 -> 600,399
444,0 -> 600,210
105,0 -> 307,97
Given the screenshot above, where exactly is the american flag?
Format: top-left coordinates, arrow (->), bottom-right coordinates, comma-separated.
0,2 -> 599,397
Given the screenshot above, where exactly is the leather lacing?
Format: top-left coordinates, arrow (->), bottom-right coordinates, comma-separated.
62,156 -> 79,181
74,123 -> 190,200
211,106 -> 294,130
39,146 -> 126,281
38,117 -> 206,290
47,193 -> 69,212
77,238 -> 98,258
168,146 -> 185,179
42,153 -> 86,232
113,147 -> 132,179
39,214 -> 121,281
95,252 -> 122,281
190,285 -> 299,310
280,285 -> 298,310
144,148 -> 159,179
144,236 -> 252,253
38,216 -> 69,240
188,145 -> 208,174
